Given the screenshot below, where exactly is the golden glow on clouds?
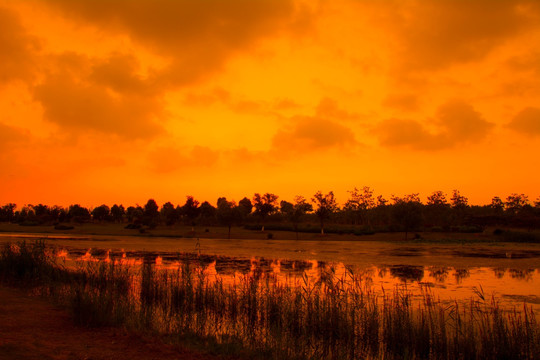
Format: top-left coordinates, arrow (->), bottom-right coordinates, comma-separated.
1,0 -> 539,207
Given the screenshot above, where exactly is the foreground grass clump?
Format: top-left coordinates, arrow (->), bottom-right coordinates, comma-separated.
1,241 -> 539,360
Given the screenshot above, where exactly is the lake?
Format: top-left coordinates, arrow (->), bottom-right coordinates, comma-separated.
2,232 -> 540,313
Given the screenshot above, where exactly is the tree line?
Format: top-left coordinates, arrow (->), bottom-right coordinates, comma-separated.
1,188 -> 539,238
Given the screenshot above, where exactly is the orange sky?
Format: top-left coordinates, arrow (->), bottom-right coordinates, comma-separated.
1,0 -> 539,208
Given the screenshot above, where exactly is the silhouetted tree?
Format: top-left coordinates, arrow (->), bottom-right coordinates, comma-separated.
216,197 -> 239,239
449,190 -> 469,226
30,204 -> 52,224
68,204 -> 91,224
126,205 -> 144,224
0,203 -> 16,222
92,204 -> 110,222
450,190 -> 468,209
49,205 -> 66,223
160,202 -> 177,226
345,186 -> 375,226
253,193 -> 279,231
198,201 -> 216,225
505,193 -> 529,215
426,191 -> 450,228
238,197 -> 253,221
282,196 -> 313,239
182,196 -> 200,230
377,195 -> 388,206
143,199 -> 159,227
312,191 -> 338,235
111,204 -> 125,223
490,196 -> 505,215
391,195 -> 423,240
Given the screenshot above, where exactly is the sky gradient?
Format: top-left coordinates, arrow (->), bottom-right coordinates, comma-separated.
1,0 -> 539,207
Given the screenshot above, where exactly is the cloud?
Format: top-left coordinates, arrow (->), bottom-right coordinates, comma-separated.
271,115 -> 356,153
507,107 -> 540,136
374,100 -> 494,150
0,122 -> 30,150
315,97 -> 361,121
33,53 -> 165,139
386,0 -> 540,72
40,0 -> 311,86
382,94 -> 419,112
0,6 -> 40,83
148,145 -> 219,173
506,52 -> 540,74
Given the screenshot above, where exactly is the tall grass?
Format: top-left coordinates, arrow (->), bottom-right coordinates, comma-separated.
1,241 -> 539,360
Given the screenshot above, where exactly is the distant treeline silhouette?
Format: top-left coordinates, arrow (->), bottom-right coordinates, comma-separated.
1,188 -> 540,238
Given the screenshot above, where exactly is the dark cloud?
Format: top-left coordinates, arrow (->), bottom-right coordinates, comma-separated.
382,94 -> 419,112
272,115 -> 356,153
315,97 -> 361,121
41,0 -> 310,86
436,100 -> 493,142
386,0 -> 540,72
89,53 -> 160,96
375,118 -> 440,150
0,7 -> 40,83
33,53 -> 164,139
507,107 -> 540,136
375,100 -> 494,150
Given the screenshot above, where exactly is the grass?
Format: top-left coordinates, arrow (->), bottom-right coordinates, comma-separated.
2,222 -> 540,247
1,240 -> 539,359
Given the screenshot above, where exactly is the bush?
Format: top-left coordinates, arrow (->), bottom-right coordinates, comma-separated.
54,224 -> 74,230
494,230 -> 540,243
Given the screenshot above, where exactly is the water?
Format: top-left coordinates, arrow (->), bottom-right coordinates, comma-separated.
2,232 -> 540,312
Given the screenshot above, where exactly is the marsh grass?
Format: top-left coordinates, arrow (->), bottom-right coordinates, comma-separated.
1,241 -> 539,360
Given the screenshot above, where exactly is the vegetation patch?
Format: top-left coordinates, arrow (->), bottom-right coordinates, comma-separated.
1,241 -> 539,360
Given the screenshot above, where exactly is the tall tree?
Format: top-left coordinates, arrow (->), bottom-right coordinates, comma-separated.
490,196 -> 505,215
252,193 -> 279,231
505,193 -> 529,215
143,199 -> 159,226
426,191 -> 450,228
92,204 -> 110,222
0,203 -> 17,222
450,190 -> 468,209
391,195 -> 423,240
68,204 -> 91,224
282,196 -> 313,240
160,202 -> 177,226
238,197 -> 253,221
312,191 -> 338,235
216,197 -> 240,239
345,186 -> 375,225
198,201 -> 217,225
110,204 -> 125,223
450,190 -> 469,226
182,196 -> 200,230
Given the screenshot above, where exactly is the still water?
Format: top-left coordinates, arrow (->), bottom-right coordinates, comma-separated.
2,232 -> 540,312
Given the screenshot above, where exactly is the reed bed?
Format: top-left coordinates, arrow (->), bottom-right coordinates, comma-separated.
1,241 -> 539,360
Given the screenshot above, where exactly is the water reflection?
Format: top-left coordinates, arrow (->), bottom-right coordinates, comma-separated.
453,268 -> 470,284
428,266 -> 450,282
51,247 -> 540,313
509,268 -> 534,280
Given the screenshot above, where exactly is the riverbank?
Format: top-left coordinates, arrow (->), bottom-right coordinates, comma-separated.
0,222 -> 533,243
0,285 -> 222,360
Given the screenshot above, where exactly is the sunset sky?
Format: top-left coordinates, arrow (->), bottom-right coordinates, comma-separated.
1,0 -> 539,207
